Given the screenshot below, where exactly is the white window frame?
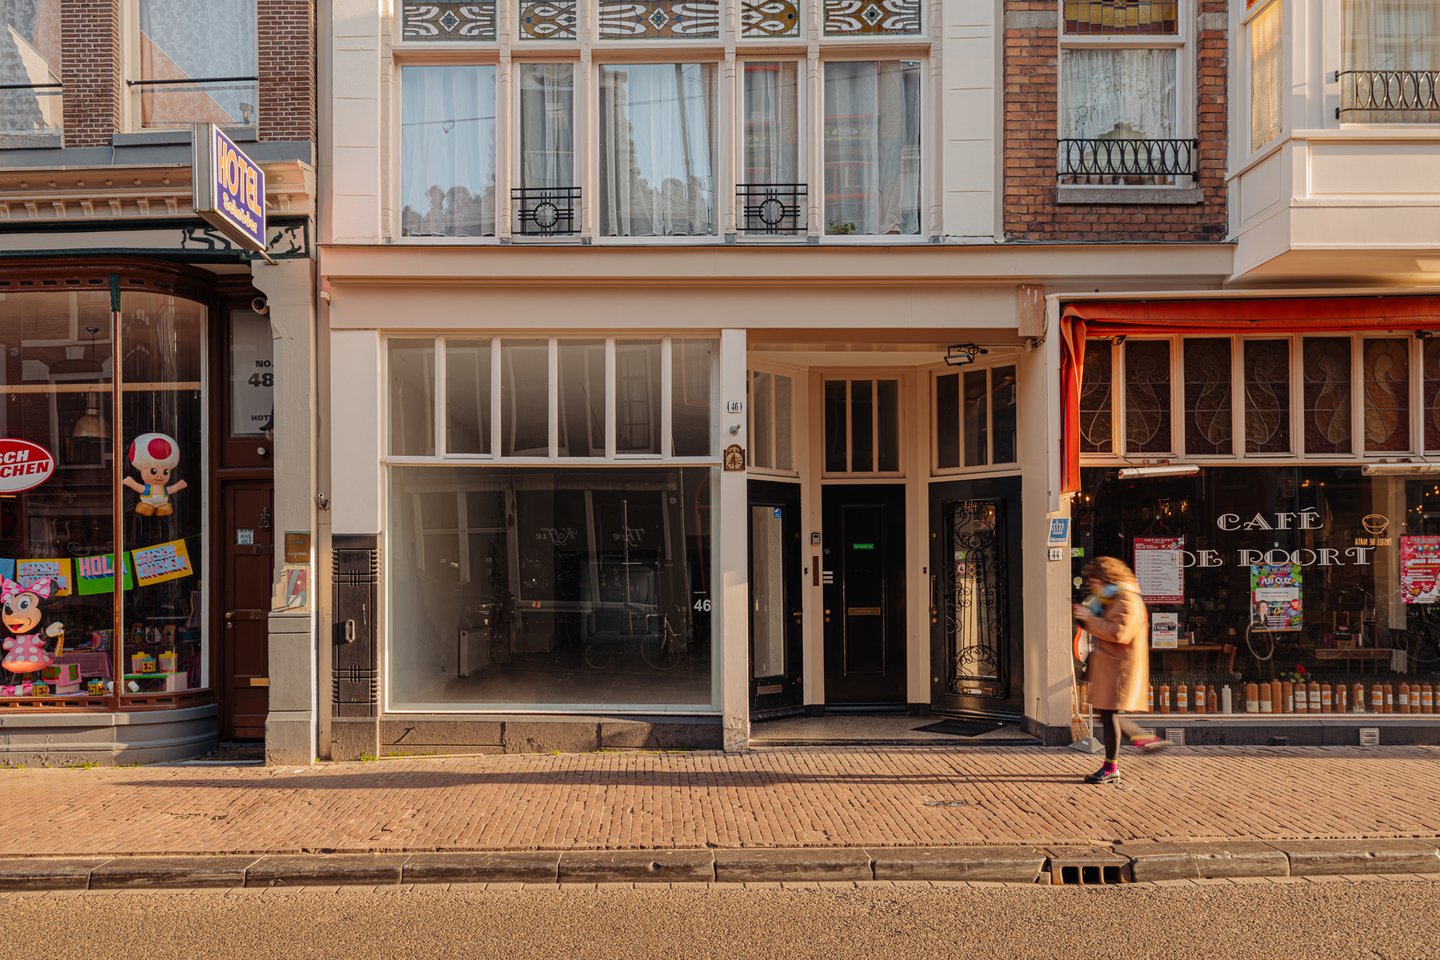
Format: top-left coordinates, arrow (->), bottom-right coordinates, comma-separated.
929,359 -> 1021,478
510,59 -> 584,242
1242,0 -> 1285,161
748,362 -> 800,478
819,371 -> 908,479
1056,0 -> 1194,192
735,57 -> 808,242
122,0 -> 259,133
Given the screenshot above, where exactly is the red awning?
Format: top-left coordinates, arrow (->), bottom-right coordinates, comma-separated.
1059,296 -> 1440,493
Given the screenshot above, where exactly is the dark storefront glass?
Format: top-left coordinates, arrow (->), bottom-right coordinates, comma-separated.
1076,466 -> 1440,715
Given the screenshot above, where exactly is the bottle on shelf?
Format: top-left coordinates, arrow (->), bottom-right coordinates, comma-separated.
1283,680 -> 1296,714
1244,682 -> 1258,713
1221,684 -> 1233,714
1400,683 -> 1411,714
1177,684 -> 1189,713
1159,684 -> 1171,714
1308,681 -> 1321,713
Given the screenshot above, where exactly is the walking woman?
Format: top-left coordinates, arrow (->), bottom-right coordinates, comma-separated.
1072,556 -> 1164,784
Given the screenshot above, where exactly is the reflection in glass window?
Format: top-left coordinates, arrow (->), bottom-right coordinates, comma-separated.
1080,340 -> 1113,453
1184,339 -> 1232,456
137,0 -> 256,128
850,379 -> 873,472
1303,337 -> 1352,455
598,63 -> 716,237
1363,338 -> 1410,452
742,62 -> 800,186
401,65 -> 498,237
963,370 -> 987,467
823,61 -> 921,236
992,365 -> 1017,464
1124,340 -> 1171,454
751,371 -> 773,470
671,340 -> 713,457
1425,339 -> 1440,451
501,339 -> 549,456
824,380 -> 847,472
518,63 -> 576,194
446,340 -> 491,455
0,0 -> 63,142
557,340 -> 605,457
615,341 -> 662,454
1244,339 -> 1290,454
387,466 -> 714,708
388,339 -> 435,457
935,373 -> 960,469
774,374 -> 794,471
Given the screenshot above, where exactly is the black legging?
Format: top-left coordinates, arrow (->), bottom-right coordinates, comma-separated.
1095,709 -> 1150,763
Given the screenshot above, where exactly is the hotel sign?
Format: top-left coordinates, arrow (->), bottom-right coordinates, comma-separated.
192,123 -> 268,257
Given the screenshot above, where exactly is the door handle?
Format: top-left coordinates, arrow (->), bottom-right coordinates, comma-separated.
341,619 -> 357,644
930,574 -> 938,618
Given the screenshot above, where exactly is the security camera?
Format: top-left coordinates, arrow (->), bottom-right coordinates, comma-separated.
251,296 -> 269,316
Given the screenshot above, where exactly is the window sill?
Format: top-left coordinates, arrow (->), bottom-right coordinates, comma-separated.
0,133 -> 62,151
1057,185 -> 1203,206
113,126 -> 257,147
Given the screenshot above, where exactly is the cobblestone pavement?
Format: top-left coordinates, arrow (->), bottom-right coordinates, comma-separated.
2,745 -> 1438,857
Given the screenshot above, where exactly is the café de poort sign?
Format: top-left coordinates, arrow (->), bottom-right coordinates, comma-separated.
191,123 -> 267,256
0,439 -> 55,494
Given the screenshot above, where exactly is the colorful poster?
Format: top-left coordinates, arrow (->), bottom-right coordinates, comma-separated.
1134,536 -> 1185,603
1250,563 -> 1303,632
1400,536 -> 1440,605
0,559 -> 13,582
132,540 -> 194,586
1151,611 -> 1180,649
75,554 -> 135,596
17,558 -> 71,596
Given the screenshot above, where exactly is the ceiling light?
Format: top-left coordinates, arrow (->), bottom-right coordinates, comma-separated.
1361,463 -> 1440,476
1117,464 -> 1201,479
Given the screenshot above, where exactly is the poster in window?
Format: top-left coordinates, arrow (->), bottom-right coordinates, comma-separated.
1400,535 -> 1440,605
1134,536 -> 1184,603
1151,611 -> 1180,649
1250,563 -> 1302,632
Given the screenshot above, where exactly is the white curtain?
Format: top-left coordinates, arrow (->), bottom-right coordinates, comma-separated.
823,61 -> 921,236
401,65 -> 497,238
742,62 -> 799,184
519,63 -> 575,191
1342,0 -> 1440,121
1060,48 -> 1176,141
598,63 -> 716,237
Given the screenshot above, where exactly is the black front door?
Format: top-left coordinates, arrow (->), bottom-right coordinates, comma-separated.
822,484 -> 906,706
929,476 -> 1023,719
748,481 -> 803,716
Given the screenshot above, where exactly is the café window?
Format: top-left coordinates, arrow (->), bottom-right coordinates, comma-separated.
933,365 -> 1017,472
132,0 -> 258,130
0,288 -> 208,706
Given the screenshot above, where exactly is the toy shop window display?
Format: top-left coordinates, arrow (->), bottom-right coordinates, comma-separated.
117,293 -> 207,698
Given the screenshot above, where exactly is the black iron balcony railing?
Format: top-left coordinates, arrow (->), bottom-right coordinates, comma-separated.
1337,69 -> 1440,121
512,186 -> 580,237
737,182 -> 806,235
1057,138 -> 1198,185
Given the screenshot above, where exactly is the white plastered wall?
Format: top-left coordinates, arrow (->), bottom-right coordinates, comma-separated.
939,0 -> 998,239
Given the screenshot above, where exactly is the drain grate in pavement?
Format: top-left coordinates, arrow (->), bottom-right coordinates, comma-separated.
1047,848 -> 1131,886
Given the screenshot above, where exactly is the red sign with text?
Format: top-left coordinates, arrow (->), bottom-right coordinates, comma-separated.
0,439 -> 55,493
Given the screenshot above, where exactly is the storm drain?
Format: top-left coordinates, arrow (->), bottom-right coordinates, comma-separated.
1046,850 -> 1130,886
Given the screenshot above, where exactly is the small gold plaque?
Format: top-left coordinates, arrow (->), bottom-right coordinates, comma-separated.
723,443 -> 746,471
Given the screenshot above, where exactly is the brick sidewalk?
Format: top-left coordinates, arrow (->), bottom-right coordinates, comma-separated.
2,745 -> 1438,857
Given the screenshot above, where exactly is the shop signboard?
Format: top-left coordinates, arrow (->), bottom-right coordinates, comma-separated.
1250,562 -> 1303,631
1134,536 -> 1184,603
1400,535 -> 1440,604
192,123 -> 268,257
0,438 -> 55,494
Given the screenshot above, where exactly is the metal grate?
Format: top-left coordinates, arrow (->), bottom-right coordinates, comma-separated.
1058,138 -> 1198,185
513,186 -> 580,237
1359,727 -> 1380,747
737,183 -> 807,236
1338,70 -> 1440,121
1164,728 -> 1185,746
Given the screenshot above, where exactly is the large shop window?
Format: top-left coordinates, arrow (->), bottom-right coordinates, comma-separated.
598,63 -> 717,238
385,336 -> 718,711
0,0 -> 62,143
822,60 -> 921,237
1076,466 -> 1440,716
135,0 -> 257,129
401,64 -> 499,238
0,290 -> 207,705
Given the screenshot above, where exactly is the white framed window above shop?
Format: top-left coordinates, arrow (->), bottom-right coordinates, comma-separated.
821,59 -> 923,238
1079,332 -> 1440,465
748,367 -> 797,476
1245,0 -> 1283,154
1057,1 -> 1193,188
124,0 -> 258,131
514,62 -> 579,238
738,60 -> 805,238
399,63 -> 499,238
386,335 -> 719,462
932,364 -> 1018,473
822,375 -> 903,476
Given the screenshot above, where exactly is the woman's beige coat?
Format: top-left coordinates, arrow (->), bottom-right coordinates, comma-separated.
1084,587 -> 1150,712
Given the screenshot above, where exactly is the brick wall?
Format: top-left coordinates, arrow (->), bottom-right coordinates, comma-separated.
60,0 -> 121,148
258,0 -> 315,143
1002,0 -> 1228,242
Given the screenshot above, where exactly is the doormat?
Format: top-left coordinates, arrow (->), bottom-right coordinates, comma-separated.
914,719 -> 1010,738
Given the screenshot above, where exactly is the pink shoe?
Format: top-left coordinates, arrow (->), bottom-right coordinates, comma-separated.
1130,735 -> 1168,753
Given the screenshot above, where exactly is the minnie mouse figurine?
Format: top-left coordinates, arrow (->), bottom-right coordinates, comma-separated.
1,577 -> 64,676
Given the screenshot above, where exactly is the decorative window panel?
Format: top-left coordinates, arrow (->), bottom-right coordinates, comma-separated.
598,0 -> 720,39
1243,339 -> 1290,454
742,0 -> 801,37
1303,337 -> 1353,455
1063,0 -> 1179,36
1426,339 -> 1440,451
519,0 -> 577,39
1362,338 -> 1410,452
1183,338 -> 1232,456
823,0 -> 921,36
1079,340 -> 1114,454
1123,340 -> 1171,454
402,0 -> 497,41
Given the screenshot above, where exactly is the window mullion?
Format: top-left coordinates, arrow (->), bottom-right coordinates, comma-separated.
1352,334 -> 1364,457
489,337 -> 502,458
1114,341 -> 1127,456
844,380 -> 853,473
871,380 -> 880,472
433,336 -> 446,456
661,337 -> 674,458
548,336 -> 559,458
1413,336 -> 1425,455
1232,335 -> 1244,459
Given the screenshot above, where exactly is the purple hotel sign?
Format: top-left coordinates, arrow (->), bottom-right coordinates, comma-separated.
192,123 -> 268,256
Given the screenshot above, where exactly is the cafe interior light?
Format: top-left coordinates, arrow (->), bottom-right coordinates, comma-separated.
1117,464 -> 1201,479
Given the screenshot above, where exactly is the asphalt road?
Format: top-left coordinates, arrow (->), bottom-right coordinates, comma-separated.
6,878 -> 1439,960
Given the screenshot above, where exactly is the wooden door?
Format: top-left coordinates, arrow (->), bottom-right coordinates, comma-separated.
220,480 -> 273,739
822,484 -> 906,706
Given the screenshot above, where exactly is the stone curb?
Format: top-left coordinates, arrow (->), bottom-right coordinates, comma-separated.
2,840 -> 1438,891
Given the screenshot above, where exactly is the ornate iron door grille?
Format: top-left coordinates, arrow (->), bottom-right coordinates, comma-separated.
941,498 -> 1007,698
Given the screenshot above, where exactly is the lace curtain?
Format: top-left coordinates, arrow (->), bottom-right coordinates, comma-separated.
401,65 -> 498,238
1060,48 -> 1176,141
138,0 -> 255,128
1342,0 -> 1440,121
742,62 -> 799,184
598,63 -> 717,237
519,64 -> 575,191
822,60 -> 921,236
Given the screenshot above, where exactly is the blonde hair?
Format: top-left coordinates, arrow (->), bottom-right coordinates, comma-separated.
1081,556 -> 1138,589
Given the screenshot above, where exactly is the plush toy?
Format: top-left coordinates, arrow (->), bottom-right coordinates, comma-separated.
0,577 -> 63,675
123,432 -> 188,517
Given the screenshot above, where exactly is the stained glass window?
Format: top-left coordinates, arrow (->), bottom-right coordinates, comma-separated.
598,0 -> 720,38
1079,340 -> 1113,453
1063,0 -> 1179,35
1243,339 -> 1290,454
1124,340 -> 1171,454
519,0 -> 577,40
1303,337 -> 1352,455
1425,339 -> 1440,451
402,0 -> 497,40
742,0 -> 800,37
823,0 -> 920,36
1363,338 -> 1410,452
1184,338 -> 1232,456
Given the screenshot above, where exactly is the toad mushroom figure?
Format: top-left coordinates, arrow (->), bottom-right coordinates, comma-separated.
0,578 -> 63,675
123,432 -> 188,517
